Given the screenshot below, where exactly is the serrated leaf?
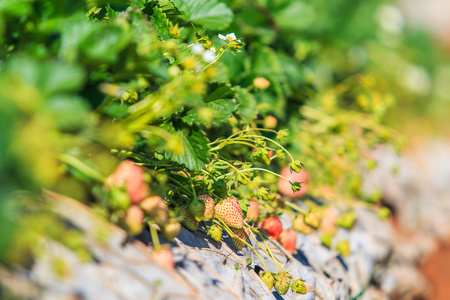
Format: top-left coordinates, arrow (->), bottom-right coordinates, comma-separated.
205,81 -> 236,102
163,123 -> 211,171
150,6 -> 170,40
182,82 -> 238,126
151,0 -> 184,15
171,0 -> 233,30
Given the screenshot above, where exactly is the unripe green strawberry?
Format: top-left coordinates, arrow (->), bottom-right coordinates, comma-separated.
208,224 -> 223,242
162,220 -> 181,241
293,215 -> 312,234
198,194 -> 215,221
140,196 -> 168,225
188,198 -> 205,221
378,207 -> 390,219
336,240 -> 351,257
125,205 -> 145,235
259,272 -> 274,290
337,212 -> 356,229
246,200 -> 259,222
215,198 -> 243,229
291,279 -> 307,294
229,226 -> 250,250
109,185 -> 131,210
178,206 -> 199,232
304,211 -> 320,229
321,232 -> 333,248
273,272 -> 292,295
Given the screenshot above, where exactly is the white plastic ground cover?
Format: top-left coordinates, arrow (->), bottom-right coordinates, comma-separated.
0,191 -> 394,300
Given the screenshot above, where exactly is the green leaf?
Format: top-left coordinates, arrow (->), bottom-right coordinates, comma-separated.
171,0 -> 233,30
205,81 -> 236,102
150,6 -> 170,40
182,82 -> 238,126
164,124 -> 211,171
234,87 -> 257,123
150,0 -> 184,16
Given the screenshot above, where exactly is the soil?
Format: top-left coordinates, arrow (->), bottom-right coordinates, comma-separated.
420,241 -> 450,299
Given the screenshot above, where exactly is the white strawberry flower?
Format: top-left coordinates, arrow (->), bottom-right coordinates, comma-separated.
191,43 -> 204,55
202,50 -> 215,63
218,33 -> 241,42
210,47 -> 216,53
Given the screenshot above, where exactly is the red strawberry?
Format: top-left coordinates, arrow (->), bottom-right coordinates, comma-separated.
215,198 -> 243,229
178,206 -> 199,232
150,248 -> 174,268
259,217 -> 282,238
321,207 -> 338,233
106,161 -> 150,204
246,200 -> 259,222
125,205 -> 145,235
230,226 -> 250,249
140,196 -> 168,225
278,229 -> 296,254
198,194 -> 215,221
278,166 -> 309,198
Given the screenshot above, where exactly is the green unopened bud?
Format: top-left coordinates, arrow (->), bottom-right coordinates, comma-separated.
275,149 -> 285,159
289,160 -> 302,173
277,129 -> 289,142
291,182 -> 302,192
256,187 -> 269,200
253,148 -> 271,165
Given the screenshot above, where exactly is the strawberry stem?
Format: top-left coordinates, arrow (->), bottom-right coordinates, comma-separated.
214,219 -> 268,271
148,221 -> 161,250
59,154 -> 106,183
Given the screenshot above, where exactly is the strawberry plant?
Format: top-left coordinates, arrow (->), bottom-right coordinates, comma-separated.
1,0 -> 449,297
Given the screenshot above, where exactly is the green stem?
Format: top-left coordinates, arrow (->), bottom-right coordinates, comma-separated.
254,230 -> 287,273
214,219 -> 268,271
210,140 -> 258,152
239,167 -> 290,182
60,154 -> 106,183
283,201 -> 307,214
247,226 -> 281,273
245,134 -> 294,162
168,177 -> 194,197
226,128 -> 279,141
217,158 -> 260,191
148,221 -> 161,250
